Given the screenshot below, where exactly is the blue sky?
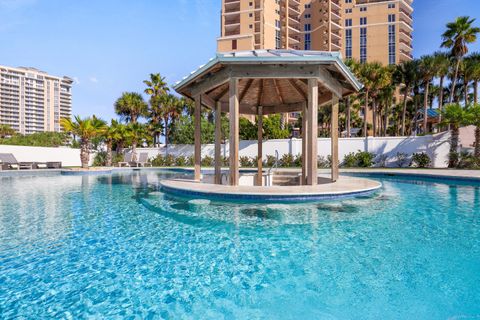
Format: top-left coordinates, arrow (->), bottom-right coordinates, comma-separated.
0,0 -> 479,121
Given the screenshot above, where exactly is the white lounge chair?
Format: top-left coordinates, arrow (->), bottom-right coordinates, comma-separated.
134,153 -> 152,167
0,153 -> 35,170
118,153 -> 133,167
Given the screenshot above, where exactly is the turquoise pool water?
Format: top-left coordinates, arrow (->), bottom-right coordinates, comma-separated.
0,170 -> 479,319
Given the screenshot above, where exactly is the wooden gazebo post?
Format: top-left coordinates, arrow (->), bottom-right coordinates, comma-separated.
229,78 -> 240,186
214,100 -> 222,184
306,79 -> 318,186
331,96 -> 339,182
256,106 -> 263,186
194,95 -> 202,181
301,101 -> 308,185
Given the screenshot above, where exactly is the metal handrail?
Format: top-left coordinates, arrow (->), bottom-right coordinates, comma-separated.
267,150 -> 280,176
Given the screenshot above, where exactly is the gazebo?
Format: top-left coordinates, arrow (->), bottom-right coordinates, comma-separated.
173,50 -> 362,188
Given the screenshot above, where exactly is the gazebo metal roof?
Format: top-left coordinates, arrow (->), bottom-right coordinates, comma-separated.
173,50 -> 362,115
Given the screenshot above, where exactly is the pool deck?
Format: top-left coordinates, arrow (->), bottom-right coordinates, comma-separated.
160,175 -> 382,202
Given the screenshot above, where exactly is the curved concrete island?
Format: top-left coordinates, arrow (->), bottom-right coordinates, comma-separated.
160,176 -> 382,202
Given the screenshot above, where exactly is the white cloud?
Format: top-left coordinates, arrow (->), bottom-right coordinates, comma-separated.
89,77 -> 98,83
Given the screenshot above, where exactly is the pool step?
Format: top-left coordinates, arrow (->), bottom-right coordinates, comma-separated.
272,171 -> 301,186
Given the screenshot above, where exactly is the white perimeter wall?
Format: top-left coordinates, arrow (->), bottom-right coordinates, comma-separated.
137,132 -> 452,168
0,145 -> 92,167
0,132 -> 452,168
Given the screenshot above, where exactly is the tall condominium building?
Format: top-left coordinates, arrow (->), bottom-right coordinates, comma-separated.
217,0 -> 413,65
0,66 -> 73,134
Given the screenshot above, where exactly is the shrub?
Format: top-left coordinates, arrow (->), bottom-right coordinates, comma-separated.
280,153 -> 294,167
221,156 -> 229,167
186,156 -> 194,166
342,152 -> 357,168
341,150 -> 375,168
411,152 -> 431,168
93,151 -> 107,166
318,155 -> 330,168
151,155 -> 165,167
448,152 -> 459,168
294,154 -> 302,167
239,156 -> 252,167
164,154 -> 175,167
265,155 -> 277,167
201,155 -> 214,167
356,151 -> 375,167
175,156 -> 187,167
396,152 -> 410,168
457,151 -> 479,169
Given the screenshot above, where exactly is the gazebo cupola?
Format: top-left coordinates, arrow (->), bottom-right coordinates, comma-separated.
173,50 -> 362,187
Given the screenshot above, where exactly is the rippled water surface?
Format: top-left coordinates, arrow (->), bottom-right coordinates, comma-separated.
0,170 -> 479,319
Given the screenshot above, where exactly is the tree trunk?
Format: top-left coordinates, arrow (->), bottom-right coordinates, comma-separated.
475,126 -> 480,158
384,101 -> 389,136
346,96 -> 351,138
450,59 -> 461,104
131,140 -> 138,162
438,76 -> 445,124
449,125 -> 460,168
164,116 -> 169,156
372,98 -> 377,137
364,90 -> 369,137
423,81 -> 430,134
106,140 -> 113,167
80,139 -> 90,169
116,141 -> 124,155
401,88 -> 408,136
465,79 -> 469,106
474,80 -> 478,104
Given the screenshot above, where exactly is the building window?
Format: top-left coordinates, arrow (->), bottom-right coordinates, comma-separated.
345,8 -> 352,14
249,24 -> 253,29
249,2 -> 253,6
232,39 -> 237,50
388,14 -> 396,23
360,7 -> 367,12
275,20 -> 281,49
388,24 -> 396,65
345,18 -> 352,27
304,33 -> 311,50
345,29 -> 352,59
249,13 -> 253,17
360,17 -> 367,25
360,27 -> 367,63
388,3 -> 396,8
305,14 -> 311,19
304,24 -> 311,31
345,0 -> 352,3
305,4 -> 311,8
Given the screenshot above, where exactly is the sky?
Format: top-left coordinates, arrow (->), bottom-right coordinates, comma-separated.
0,0 -> 479,121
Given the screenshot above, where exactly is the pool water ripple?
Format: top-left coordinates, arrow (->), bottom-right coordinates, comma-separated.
0,171 -> 479,319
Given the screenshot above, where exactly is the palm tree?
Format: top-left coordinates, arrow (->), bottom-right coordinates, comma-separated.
394,60 -> 418,136
0,124 -> 15,138
143,73 -> 169,97
144,73 -> 170,145
160,94 -> 182,151
60,116 -> 107,169
345,59 -> 360,137
466,52 -> 480,104
467,103 -> 480,157
441,16 -> 480,103
114,92 -> 148,124
432,52 -> 451,123
126,123 -> 149,160
102,120 -> 123,166
419,55 -> 436,133
441,103 -> 469,167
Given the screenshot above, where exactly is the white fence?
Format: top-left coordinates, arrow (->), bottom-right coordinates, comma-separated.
137,132 -> 452,168
0,145 -> 91,167
0,132 -> 452,168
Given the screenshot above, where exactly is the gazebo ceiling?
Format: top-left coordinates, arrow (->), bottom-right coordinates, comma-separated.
173,50 -> 363,115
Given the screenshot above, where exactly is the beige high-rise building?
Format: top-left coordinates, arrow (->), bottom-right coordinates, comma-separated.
217,0 -> 413,65
0,66 -> 73,134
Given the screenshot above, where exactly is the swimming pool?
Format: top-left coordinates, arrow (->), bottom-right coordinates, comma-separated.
0,170 -> 479,319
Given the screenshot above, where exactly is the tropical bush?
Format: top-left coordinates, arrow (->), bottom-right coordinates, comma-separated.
240,156 -> 252,168
280,153 -> 295,167
318,156 -> 331,168
174,156 -> 187,167
341,150 -> 375,167
396,152 -> 410,167
457,151 -> 480,169
411,152 -> 431,168
201,155 -> 214,167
